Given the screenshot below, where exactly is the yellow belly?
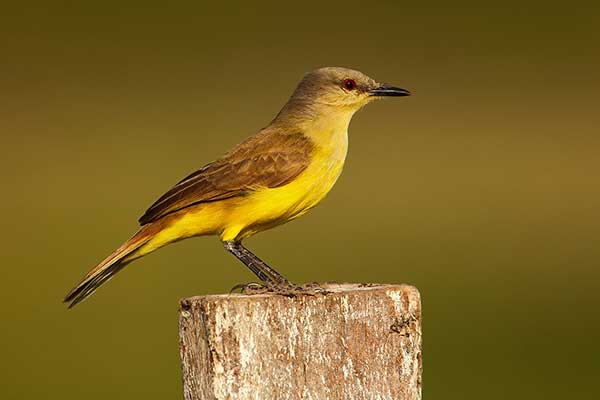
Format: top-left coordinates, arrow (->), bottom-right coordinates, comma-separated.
222,150 -> 346,240
134,124 -> 349,257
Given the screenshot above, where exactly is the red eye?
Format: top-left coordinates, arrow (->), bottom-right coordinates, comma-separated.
343,79 -> 356,90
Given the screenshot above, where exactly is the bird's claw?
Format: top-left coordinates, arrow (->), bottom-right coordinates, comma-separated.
230,282 -> 271,294
230,281 -> 330,296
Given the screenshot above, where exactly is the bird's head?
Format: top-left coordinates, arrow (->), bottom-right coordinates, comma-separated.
290,67 -> 410,111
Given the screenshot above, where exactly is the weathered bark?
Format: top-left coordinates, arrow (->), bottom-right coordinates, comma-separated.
179,283 -> 422,400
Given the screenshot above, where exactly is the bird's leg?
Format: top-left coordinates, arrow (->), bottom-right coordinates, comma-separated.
223,241 -> 328,296
223,241 -> 290,285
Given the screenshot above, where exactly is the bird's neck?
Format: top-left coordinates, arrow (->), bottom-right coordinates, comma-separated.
273,100 -> 356,145
271,101 -> 352,173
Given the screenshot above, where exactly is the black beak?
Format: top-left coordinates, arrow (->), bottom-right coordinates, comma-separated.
369,84 -> 411,97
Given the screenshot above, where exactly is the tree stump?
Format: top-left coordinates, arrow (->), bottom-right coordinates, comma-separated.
179,283 -> 422,400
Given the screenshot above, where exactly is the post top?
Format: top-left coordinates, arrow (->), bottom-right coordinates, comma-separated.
180,282 -> 420,309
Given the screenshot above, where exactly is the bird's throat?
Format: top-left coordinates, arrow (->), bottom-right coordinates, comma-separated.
305,107 -> 352,159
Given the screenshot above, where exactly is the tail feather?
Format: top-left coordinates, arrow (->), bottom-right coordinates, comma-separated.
64,226 -> 155,308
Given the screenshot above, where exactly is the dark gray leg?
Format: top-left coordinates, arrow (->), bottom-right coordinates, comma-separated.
223,241 -> 290,284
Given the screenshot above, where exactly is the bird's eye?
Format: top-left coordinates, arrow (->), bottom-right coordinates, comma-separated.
343,79 -> 356,90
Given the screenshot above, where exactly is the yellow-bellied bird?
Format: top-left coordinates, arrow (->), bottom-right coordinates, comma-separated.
64,67 -> 410,308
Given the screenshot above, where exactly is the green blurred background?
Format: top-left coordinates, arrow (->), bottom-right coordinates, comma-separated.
2,1 -> 599,399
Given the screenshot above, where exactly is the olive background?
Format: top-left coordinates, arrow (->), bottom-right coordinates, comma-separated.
2,2 -> 599,399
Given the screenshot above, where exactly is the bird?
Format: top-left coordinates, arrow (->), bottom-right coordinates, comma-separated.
64,67 -> 410,308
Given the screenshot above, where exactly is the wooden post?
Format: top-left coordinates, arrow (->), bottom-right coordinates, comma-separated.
179,283 -> 422,400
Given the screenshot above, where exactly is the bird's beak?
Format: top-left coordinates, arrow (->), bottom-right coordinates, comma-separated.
369,84 -> 411,97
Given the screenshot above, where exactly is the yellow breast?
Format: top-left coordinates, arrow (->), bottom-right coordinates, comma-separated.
221,123 -> 349,240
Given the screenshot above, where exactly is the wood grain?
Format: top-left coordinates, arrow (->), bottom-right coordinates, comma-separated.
179,283 -> 422,400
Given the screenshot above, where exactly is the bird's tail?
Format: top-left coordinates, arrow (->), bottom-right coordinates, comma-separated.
64,224 -> 159,308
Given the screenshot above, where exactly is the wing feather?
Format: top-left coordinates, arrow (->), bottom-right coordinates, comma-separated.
138,130 -> 313,225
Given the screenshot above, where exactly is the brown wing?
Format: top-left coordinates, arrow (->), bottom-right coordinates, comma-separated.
138,129 -> 314,225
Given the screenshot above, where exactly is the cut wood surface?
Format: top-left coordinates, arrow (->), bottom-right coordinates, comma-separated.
179,283 -> 422,400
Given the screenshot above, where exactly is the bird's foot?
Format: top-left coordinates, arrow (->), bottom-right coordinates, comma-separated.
230,281 -> 331,296
268,280 -> 334,296
230,282 -> 272,295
